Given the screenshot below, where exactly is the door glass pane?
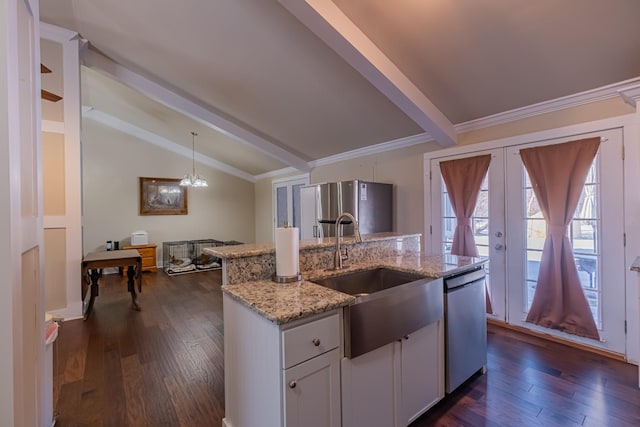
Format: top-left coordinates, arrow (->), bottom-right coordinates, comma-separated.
276,186 -> 288,228
441,171 -> 492,311
474,176 -> 489,256
443,217 -> 456,253
292,184 -> 303,228
442,173 -> 489,256
522,155 -> 601,328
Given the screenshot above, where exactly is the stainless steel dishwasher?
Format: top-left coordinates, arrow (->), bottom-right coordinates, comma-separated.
443,266 -> 487,393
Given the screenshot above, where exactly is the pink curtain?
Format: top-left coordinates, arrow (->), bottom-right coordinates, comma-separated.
440,154 -> 493,313
520,137 -> 600,340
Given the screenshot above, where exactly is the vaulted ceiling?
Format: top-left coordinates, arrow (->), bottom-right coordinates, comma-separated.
39,0 -> 640,181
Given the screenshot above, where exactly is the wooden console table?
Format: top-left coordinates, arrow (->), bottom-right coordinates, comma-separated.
82,249 -> 142,320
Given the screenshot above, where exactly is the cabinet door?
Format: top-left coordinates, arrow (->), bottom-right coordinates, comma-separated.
341,341 -> 398,427
398,321 -> 445,426
284,348 -> 341,427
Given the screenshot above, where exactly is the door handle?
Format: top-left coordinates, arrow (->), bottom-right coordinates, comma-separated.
495,243 -> 504,250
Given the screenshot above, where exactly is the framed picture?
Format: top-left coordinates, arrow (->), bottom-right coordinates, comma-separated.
139,177 -> 188,215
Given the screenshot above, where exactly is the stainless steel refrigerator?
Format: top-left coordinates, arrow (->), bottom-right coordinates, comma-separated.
300,180 -> 393,239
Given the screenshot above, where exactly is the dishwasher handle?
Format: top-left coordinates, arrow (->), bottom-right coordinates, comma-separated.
444,267 -> 486,291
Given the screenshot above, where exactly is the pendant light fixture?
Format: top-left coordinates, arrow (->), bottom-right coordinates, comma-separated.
180,131 -> 208,187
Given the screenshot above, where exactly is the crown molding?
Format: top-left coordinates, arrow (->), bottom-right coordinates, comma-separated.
309,132 -> 434,168
618,83 -> 640,107
455,77 -> 640,133
303,77 -> 640,172
254,167 -> 303,181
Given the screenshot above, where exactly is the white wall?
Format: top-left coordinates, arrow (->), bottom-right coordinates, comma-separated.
254,176 -> 276,244
253,142 -> 441,243
82,119 -> 256,264
309,142 -> 441,236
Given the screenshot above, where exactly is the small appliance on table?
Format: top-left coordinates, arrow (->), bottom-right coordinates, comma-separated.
81,249 -> 142,320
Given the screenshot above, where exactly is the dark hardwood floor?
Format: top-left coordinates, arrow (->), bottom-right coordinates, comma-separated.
54,270 -> 640,426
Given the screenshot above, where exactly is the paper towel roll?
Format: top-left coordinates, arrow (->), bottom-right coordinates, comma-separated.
275,227 -> 299,278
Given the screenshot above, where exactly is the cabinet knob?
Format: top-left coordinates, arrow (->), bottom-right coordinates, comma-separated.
312,338 -> 321,346
289,380 -> 297,389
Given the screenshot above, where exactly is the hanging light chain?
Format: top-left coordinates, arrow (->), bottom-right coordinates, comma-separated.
181,131 -> 208,187
191,131 -> 198,175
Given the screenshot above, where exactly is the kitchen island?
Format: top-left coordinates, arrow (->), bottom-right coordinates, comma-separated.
210,234 -> 487,427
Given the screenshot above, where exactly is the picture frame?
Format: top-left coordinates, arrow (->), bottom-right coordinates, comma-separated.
139,177 -> 188,215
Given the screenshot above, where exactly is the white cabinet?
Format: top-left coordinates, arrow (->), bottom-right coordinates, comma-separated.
222,294 -> 341,427
398,320 -> 445,426
284,348 -> 341,427
341,320 -> 444,427
282,312 -> 342,427
341,341 -> 397,427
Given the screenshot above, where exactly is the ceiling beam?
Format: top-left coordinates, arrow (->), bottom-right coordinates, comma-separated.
83,107 -> 257,182
82,49 -> 311,172
279,0 -> 456,147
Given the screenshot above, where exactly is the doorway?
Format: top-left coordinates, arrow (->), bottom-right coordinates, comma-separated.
272,175 -> 309,240
427,128 -> 626,354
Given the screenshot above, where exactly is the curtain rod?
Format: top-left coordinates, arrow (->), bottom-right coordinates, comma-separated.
512,137 -> 608,155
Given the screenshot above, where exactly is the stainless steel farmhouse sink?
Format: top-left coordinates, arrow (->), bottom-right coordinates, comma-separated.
310,267 -> 424,297
309,268 -> 443,358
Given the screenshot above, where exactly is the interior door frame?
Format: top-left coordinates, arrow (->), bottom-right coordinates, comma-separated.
272,174 -> 309,241
41,22 -> 84,320
2,0 -> 45,424
424,114 -> 640,363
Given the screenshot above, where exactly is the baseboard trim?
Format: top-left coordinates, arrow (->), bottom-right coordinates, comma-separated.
487,318 -> 627,362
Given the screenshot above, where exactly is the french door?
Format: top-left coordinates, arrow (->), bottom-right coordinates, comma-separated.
429,128 -> 626,354
430,148 -> 507,321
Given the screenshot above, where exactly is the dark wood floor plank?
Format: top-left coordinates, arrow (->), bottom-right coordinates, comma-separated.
54,269 -> 640,427
139,360 -> 181,426
120,354 -> 150,427
103,342 -> 128,427
58,319 -> 90,385
55,380 -> 83,427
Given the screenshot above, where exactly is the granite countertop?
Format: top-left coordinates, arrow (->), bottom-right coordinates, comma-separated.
222,253 -> 487,325
222,279 -> 355,324
301,253 -> 488,280
205,232 -> 421,259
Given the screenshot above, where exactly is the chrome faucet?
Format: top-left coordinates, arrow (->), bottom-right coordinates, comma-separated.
334,212 -> 362,270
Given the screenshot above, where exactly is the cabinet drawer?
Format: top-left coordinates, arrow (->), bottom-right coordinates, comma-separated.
141,257 -> 156,267
282,314 -> 339,369
136,248 -> 155,258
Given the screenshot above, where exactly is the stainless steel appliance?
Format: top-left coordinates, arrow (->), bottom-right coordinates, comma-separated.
443,266 -> 487,393
309,267 -> 443,358
300,180 -> 392,239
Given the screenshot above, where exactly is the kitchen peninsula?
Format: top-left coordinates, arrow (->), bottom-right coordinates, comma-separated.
205,233 -> 487,427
